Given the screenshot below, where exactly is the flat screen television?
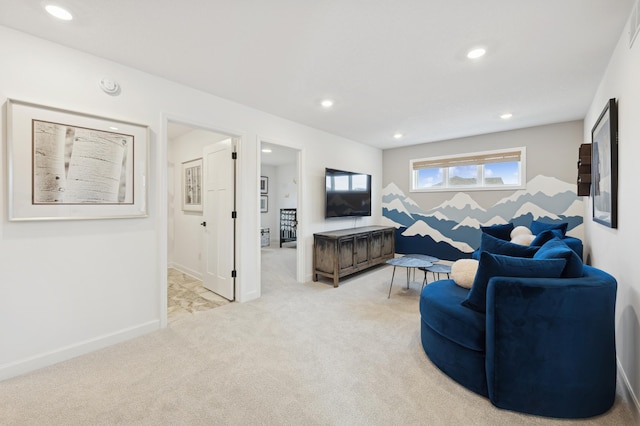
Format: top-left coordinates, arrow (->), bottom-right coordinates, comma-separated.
325,168 -> 372,218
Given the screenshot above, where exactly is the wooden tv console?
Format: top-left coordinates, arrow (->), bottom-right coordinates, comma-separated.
313,226 -> 395,287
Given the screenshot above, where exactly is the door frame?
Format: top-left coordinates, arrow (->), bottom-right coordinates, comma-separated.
160,115 -> 244,328
257,136 -> 305,284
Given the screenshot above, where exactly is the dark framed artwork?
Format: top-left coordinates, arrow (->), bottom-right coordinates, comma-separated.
260,176 -> 268,194
591,98 -> 618,228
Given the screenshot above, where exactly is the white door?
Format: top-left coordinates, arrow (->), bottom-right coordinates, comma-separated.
202,138 -> 236,300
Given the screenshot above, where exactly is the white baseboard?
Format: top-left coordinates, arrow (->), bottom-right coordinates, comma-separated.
171,262 -> 203,280
618,358 -> 640,422
0,320 -> 160,382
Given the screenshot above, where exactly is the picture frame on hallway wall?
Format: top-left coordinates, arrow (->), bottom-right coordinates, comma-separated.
591,98 -> 618,228
182,158 -> 203,212
6,99 -> 149,221
260,176 -> 269,194
260,195 -> 268,213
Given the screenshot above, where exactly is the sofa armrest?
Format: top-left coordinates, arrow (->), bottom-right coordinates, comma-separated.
561,236 -> 583,259
485,270 -> 617,418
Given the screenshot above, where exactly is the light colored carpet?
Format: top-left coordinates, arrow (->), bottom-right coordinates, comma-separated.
0,245 -> 636,425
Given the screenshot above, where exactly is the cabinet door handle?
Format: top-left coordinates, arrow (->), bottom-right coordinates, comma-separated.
200,222 -> 206,227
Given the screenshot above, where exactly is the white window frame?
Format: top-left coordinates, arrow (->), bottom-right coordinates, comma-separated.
410,147 -> 526,192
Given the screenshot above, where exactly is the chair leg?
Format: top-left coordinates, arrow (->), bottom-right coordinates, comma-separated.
388,266 -> 396,299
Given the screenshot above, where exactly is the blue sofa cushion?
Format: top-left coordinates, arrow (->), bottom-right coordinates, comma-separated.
420,280 -> 486,351
530,229 -> 564,246
462,252 -> 567,313
562,236 -> 584,259
478,232 -> 539,258
480,223 -> 514,241
533,237 -> 583,278
530,220 -> 568,236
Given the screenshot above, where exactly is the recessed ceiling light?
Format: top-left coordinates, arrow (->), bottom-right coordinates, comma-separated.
393,133 -> 403,139
500,113 -> 513,119
467,47 -> 486,59
45,4 -> 73,21
320,99 -> 334,108
261,148 -> 272,153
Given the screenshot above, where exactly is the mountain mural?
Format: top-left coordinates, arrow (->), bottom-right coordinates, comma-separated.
382,175 -> 584,261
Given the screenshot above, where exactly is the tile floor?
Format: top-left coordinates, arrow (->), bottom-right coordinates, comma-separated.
167,268 -> 230,322
168,243 -> 297,322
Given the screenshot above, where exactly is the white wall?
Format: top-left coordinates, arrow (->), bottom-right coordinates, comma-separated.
276,163 -> 298,210
384,121 -> 584,213
259,165 -> 277,238
0,26 -> 382,380
259,162 -> 298,245
584,12 -> 640,411
169,129 -> 228,277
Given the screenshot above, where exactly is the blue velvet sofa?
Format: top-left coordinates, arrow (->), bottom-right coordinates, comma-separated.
419,238 -> 617,418
471,220 -> 584,260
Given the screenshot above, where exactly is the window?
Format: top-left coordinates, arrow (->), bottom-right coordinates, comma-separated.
410,147 -> 525,192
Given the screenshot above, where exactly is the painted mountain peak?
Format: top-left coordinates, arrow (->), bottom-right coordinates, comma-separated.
563,200 -> 585,217
496,175 -> 575,205
513,201 -> 561,221
382,182 -> 406,198
402,220 -> 475,253
382,181 -> 422,215
429,192 -> 487,213
385,198 -> 413,219
382,175 -> 584,261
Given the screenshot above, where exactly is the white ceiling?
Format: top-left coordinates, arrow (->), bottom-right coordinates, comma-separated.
0,1 -> 634,150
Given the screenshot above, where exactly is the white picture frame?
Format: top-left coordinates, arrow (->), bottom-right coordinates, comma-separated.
182,158 -> 203,212
6,99 -> 149,221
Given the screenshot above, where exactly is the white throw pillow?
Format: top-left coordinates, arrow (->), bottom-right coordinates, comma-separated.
511,234 -> 536,246
451,259 -> 479,289
510,225 -> 532,239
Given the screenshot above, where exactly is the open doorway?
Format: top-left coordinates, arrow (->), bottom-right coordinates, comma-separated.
260,140 -> 301,294
166,120 -> 237,322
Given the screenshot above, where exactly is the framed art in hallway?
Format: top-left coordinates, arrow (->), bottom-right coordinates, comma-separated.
182,158 -> 203,212
260,195 -> 268,213
6,99 -> 149,221
591,98 -> 618,228
260,176 -> 268,194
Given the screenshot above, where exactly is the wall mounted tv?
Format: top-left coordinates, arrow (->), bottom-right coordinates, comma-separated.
325,168 -> 372,218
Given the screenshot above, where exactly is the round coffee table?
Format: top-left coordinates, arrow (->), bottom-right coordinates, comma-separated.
419,263 -> 452,289
386,254 -> 438,298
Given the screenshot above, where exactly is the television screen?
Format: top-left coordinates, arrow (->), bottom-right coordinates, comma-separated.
325,168 -> 372,218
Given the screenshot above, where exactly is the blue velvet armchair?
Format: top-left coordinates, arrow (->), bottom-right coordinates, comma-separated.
419,265 -> 617,418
